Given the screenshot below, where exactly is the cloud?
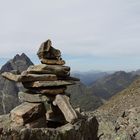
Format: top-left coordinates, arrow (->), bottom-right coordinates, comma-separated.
0,0 -> 140,70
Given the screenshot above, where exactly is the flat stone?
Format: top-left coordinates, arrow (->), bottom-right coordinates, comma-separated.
41,58 -> 65,65
23,80 -> 75,88
2,72 -> 57,82
53,95 -> 78,124
26,64 -> 70,77
20,73 -> 57,82
1,72 -> 20,81
18,92 -> 50,103
10,102 -> 46,125
29,87 -> 66,95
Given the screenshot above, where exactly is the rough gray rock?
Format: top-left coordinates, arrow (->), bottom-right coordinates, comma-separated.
18,92 -> 50,103
0,106 -> 140,140
10,102 -> 46,126
0,76 -> 19,114
0,114 -> 98,140
115,107 -> 140,140
53,95 -> 78,124
27,64 -> 70,77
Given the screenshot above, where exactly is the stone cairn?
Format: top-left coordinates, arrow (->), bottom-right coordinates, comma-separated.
2,39 -> 79,128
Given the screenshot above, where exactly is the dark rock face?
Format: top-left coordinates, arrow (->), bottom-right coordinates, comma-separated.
0,77 -> 19,114
0,53 -> 34,115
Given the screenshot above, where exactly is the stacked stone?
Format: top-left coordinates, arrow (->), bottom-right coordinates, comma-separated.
2,39 -> 79,128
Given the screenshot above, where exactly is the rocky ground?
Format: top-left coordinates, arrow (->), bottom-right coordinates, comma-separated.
0,106 -> 140,140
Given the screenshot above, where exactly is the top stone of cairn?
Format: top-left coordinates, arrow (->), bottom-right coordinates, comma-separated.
37,39 -> 65,65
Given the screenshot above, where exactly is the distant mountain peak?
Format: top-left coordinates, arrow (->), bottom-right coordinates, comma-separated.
0,53 -> 34,73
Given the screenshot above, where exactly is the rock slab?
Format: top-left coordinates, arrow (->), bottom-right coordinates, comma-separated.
10,102 -> 46,126
41,58 -> 65,65
2,72 -> 57,82
53,95 -> 78,124
18,92 -> 49,103
26,64 -> 70,77
23,81 -> 75,88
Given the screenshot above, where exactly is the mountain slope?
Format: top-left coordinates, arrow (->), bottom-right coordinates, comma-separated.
84,77 -> 140,139
98,76 -> 140,121
90,71 -> 138,99
67,82 -> 104,111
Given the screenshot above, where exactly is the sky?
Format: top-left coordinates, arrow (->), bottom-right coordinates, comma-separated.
0,0 -> 140,72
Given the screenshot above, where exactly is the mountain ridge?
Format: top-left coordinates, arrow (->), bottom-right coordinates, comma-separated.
89,70 -> 139,99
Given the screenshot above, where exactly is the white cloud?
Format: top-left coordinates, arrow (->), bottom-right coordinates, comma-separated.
0,0 -> 140,70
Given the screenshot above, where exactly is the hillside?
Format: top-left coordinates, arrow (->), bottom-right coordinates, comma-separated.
98,76 -> 140,121
67,82 -> 104,111
89,71 -> 138,99
84,77 -> 140,139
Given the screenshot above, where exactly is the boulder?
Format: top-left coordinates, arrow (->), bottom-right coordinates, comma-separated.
37,39 -> 62,60
10,102 -> 46,126
0,114 -> 98,140
53,95 -> 78,124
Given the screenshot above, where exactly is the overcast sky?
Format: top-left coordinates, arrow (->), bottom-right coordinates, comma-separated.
0,0 -> 140,71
